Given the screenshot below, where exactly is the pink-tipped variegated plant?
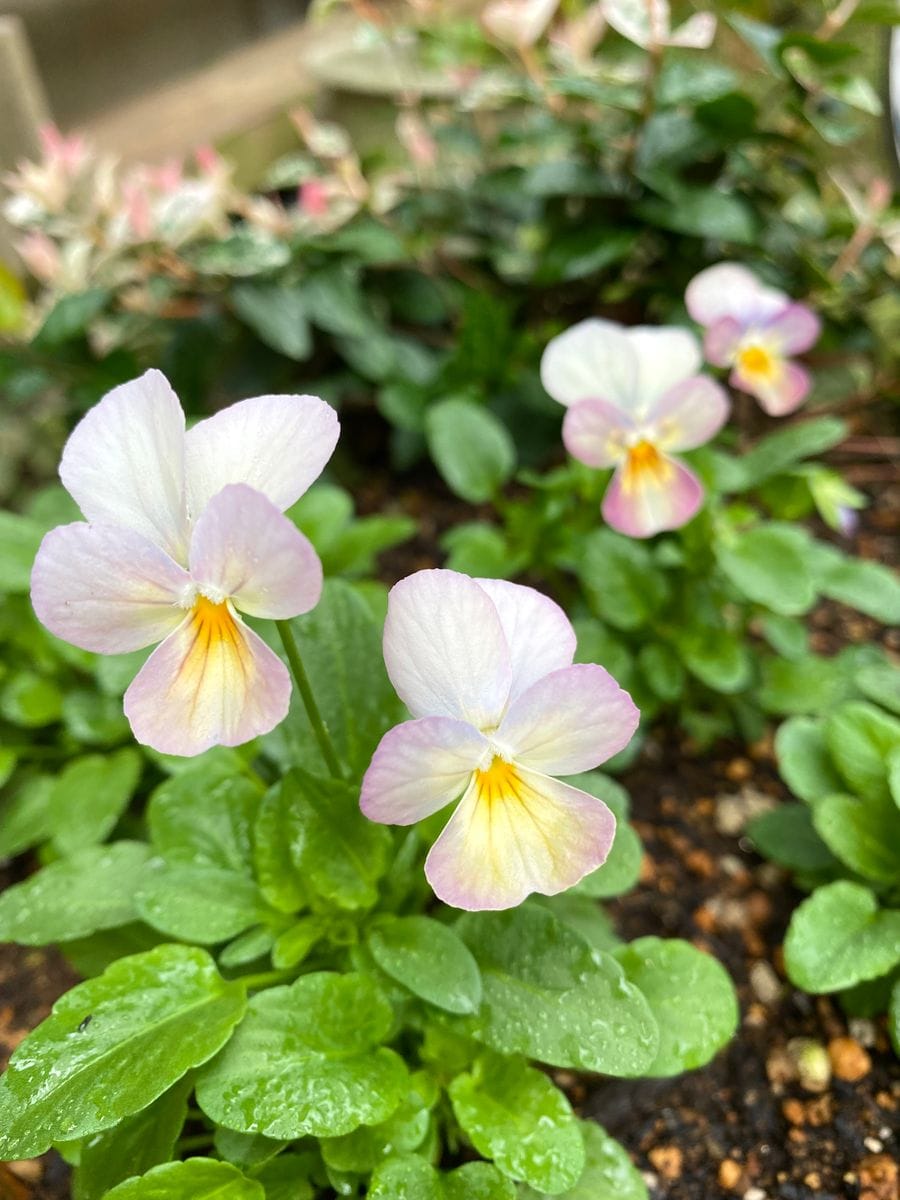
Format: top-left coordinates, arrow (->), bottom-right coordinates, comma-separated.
541,319 -> 729,539
31,370 -> 339,756
686,263 -> 821,416
361,570 -> 639,910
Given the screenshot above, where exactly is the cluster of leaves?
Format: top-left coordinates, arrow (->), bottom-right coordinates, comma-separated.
0,564 -> 739,1196
749,665 -> 900,1042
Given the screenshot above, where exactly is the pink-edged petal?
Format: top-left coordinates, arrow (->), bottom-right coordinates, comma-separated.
667,10 -> 716,47
123,604 -> 290,756
474,578 -> 576,703
563,398 -> 633,468
497,663 -> 638,774
425,765 -> 616,910
185,394 -> 339,520
383,569 -> 512,727
685,262 -> 786,328
763,303 -> 821,355
360,716 -> 489,825
734,360 -> 811,417
703,316 -> 744,367
31,522 -> 190,653
540,318 -> 638,409
189,483 -> 322,620
628,326 -> 702,410
59,370 -> 188,560
651,375 -> 730,453
602,453 -> 703,538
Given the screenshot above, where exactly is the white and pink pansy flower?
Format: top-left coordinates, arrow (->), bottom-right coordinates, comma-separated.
31,370 -> 339,757
686,262 -> 821,416
361,569 -> 639,911
541,318 -> 729,539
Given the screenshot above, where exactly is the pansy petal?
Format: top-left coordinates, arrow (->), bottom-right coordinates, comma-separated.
540,318 -> 637,408
425,765 -> 616,910
185,394 -> 339,520
602,453 -> 703,538
497,664 -> 638,774
361,716 -> 489,825
189,483 -> 322,619
703,316 -> 743,367
628,326 -> 702,409
123,604 -> 290,756
31,522 -> 190,653
383,570 -> 512,727
651,375 -> 730,452
474,578 -> 576,703
764,303 -> 821,355
562,398 -> 633,468
685,262 -> 786,327
735,360 -> 810,417
59,369 -> 188,560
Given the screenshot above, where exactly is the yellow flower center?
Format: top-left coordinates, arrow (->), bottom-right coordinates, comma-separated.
474,756 -> 523,806
737,344 -> 775,379
622,439 -> 671,493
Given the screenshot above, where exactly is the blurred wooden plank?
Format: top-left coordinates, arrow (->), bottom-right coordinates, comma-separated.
0,15 -> 52,269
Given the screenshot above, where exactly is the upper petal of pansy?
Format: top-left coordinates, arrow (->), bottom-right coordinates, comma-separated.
763,303 -> 821,355
383,569 -> 512,728
562,398 -> 633,468
123,602 -> 290,756
361,716 -> 489,826
627,326 -> 702,410
31,522 -> 190,654
497,663 -> 639,775
474,578 -> 576,704
602,452 -> 703,539
189,483 -> 322,620
424,765 -> 616,910
540,318 -> 637,409
59,369 -> 188,560
651,375 -> 730,453
736,360 -> 811,417
185,394 -> 339,521
685,262 -> 786,328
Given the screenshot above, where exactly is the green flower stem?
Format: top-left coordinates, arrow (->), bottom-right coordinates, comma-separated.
238,968 -> 298,992
275,619 -> 344,780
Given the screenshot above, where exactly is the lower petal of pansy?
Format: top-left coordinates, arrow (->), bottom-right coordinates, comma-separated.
425,761 -> 616,910
123,599 -> 290,756
602,448 -> 703,538
732,359 -> 810,416
361,716 -> 489,826
31,521 -> 190,653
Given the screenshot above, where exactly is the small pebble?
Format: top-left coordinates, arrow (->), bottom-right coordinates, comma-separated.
849,1017 -> 878,1048
743,1188 -> 767,1200
718,1158 -> 743,1190
648,1145 -> 683,1180
787,1037 -> 832,1093
864,1136 -> 884,1154
750,960 -> 782,1006
828,1035 -> 872,1082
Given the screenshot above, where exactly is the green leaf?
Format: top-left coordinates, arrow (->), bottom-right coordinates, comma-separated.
534,228 -> 636,284
455,906 -> 658,1075
825,701 -> 900,801
185,231 -> 290,276
196,972 -> 407,1139
0,842 -> 151,944
0,509 -> 46,593
279,768 -> 392,909
636,188 -> 757,243
1,670 -> 63,726
813,551 -> 900,624
444,1162 -> 516,1200
214,1128 -> 287,1171
426,399 -> 516,503
255,1152 -> 317,1200
784,881 -> 900,993
450,1055 -> 584,1193
675,628 -> 752,694
519,1121 -> 647,1200
856,662 -> 900,716
614,938 -> 738,1076
656,57 -> 738,106
368,916 -> 482,1014
890,979 -> 900,1057
759,614 -> 809,661
321,1073 -> 433,1171
737,418 -> 847,486
759,651 -> 861,716
748,804 -> 838,872
0,774 -> 55,857
103,1159 -> 263,1200
441,523 -> 525,579
253,784 -> 306,914
271,916 -> 326,969
148,768 -> 263,873
579,531 -> 668,631
264,580 -> 405,780
716,525 -> 817,616
813,794 -> 900,884
74,1076 -> 192,1200
135,862 -> 270,944
232,284 -> 311,361
33,288 -> 110,346
638,643 -> 685,702
368,1157 -> 441,1200
301,264 -> 379,339
0,945 -> 246,1158
49,749 -> 142,854
573,796 -> 642,901
775,716 -> 843,803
